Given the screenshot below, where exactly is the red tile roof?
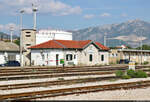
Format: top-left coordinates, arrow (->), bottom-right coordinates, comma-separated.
95,42 -> 110,50
29,40 -> 109,50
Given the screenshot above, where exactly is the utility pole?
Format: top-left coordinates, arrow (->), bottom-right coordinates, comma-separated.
9,26 -> 14,43
32,3 -> 38,30
140,30 -> 143,65
104,32 -> 107,46
20,9 -> 24,67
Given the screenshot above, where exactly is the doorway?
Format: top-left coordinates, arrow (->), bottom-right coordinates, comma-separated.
56,54 -> 59,66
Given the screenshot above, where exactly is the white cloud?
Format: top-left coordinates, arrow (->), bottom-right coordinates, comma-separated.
0,23 -> 20,35
0,0 -> 82,16
5,23 -> 19,31
83,14 -> 95,19
0,23 -> 19,32
100,13 -> 111,17
121,13 -> 128,17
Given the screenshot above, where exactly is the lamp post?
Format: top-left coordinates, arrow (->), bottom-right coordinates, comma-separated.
9,26 -> 14,43
140,29 -> 143,65
20,9 -> 24,67
104,32 -> 107,46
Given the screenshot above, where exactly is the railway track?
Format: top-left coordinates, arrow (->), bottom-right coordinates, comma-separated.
0,71 -> 115,81
0,68 -> 149,81
0,65 -> 149,76
0,65 -> 148,73
1,80 -> 150,100
0,76 -> 117,90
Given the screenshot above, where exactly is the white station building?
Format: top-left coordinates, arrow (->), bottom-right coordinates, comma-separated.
36,29 -> 72,45
29,40 -> 109,66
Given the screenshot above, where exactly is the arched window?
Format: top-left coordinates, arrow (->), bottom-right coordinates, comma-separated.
89,54 -> 93,62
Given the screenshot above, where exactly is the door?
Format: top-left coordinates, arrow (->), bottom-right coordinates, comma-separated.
56,54 -> 59,66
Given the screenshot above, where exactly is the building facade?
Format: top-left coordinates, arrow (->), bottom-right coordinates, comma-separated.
21,29 -> 36,66
29,40 -> 109,66
21,29 -> 72,66
0,41 -> 20,64
109,49 -> 150,64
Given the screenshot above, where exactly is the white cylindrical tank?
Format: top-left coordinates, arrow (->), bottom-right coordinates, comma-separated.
36,29 -> 72,44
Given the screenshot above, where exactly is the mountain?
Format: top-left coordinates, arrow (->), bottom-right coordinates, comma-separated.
72,19 -> 150,47
0,32 -> 18,40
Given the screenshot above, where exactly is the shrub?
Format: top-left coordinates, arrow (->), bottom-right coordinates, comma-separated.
135,62 -> 138,65
143,61 -> 149,65
134,70 -> 148,78
115,70 -> 124,77
127,69 -> 136,78
58,78 -> 65,81
121,75 -> 131,79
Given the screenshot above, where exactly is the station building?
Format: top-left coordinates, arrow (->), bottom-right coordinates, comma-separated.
29,40 -> 109,66
21,29 -> 72,66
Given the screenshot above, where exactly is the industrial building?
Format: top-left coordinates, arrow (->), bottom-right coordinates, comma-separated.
36,29 -> 72,44
29,40 -> 109,66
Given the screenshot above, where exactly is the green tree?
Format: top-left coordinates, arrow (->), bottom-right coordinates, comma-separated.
136,44 -> 150,50
14,39 -> 20,46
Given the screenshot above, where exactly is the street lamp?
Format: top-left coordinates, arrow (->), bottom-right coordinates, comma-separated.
20,9 -> 24,67
140,29 -> 144,65
9,25 -> 14,43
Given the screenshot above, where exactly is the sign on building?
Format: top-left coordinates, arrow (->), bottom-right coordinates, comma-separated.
128,61 -> 135,70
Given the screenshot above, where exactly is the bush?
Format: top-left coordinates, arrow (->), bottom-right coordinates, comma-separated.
121,75 -> 131,79
134,70 -> 148,78
127,69 -> 136,78
115,70 -> 124,77
143,61 -> 149,65
135,62 -> 138,65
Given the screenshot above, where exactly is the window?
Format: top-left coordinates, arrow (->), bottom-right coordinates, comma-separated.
26,35 -> 31,37
66,54 -> 73,61
26,44 -> 31,46
26,32 -> 31,34
74,55 -> 76,59
101,55 -> 104,61
89,54 -> 93,62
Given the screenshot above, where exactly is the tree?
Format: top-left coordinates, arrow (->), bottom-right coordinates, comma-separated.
14,38 -> 20,46
136,44 -> 150,50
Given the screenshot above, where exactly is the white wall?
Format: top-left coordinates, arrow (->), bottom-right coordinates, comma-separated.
36,30 -> 72,45
0,52 -> 20,64
31,49 -> 78,66
99,51 -> 109,65
31,49 -> 64,66
31,43 -> 109,66
0,52 -> 5,64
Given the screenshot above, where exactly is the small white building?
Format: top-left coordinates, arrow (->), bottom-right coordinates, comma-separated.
0,41 -> 20,64
29,40 -> 109,66
36,29 -> 72,45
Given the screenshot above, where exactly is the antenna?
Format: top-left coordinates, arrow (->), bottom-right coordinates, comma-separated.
9,25 -> 14,43
32,3 -> 38,30
104,32 -> 107,46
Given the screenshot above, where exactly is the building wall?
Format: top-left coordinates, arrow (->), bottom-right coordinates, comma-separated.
109,49 -> 150,64
109,49 -> 120,64
78,44 -> 109,66
31,43 -> 109,66
22,29 -> 36,66
0,52 -> 5,64
36,30 -> 72,45
0,52 -> 20,64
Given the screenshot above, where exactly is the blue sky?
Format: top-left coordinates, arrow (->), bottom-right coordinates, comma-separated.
0,0 -> 149,35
